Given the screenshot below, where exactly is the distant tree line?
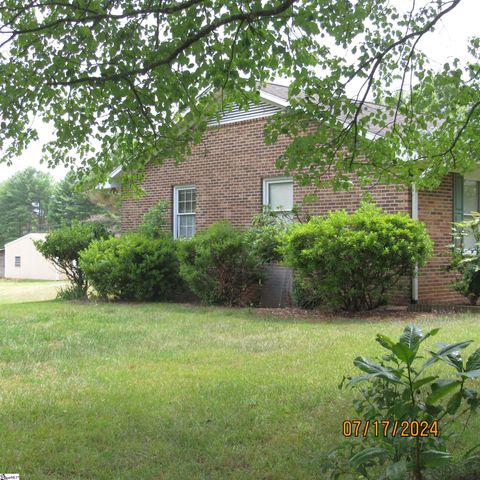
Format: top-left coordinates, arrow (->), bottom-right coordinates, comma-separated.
0,168 -> 119,246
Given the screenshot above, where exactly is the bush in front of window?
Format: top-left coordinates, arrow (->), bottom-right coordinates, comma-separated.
177,221 -> 263,306
138,200 -> 169,238
244,206 -> 302,264
282,202 -> 433,312
79,233 -> 180,301
34,222 -> 110,299
448,214 -> 480,305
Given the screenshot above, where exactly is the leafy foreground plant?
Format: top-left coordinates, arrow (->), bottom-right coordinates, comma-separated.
323,325 -> 480,480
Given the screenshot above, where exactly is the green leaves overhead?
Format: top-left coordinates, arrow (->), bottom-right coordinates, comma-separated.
0,0 -> 303,184
0,1 -> 478,188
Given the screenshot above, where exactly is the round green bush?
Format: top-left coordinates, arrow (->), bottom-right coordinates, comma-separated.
177,221 -> 263,306
79,233 -> 179,300
282,202 -> 433,311
35,222 -> 110,298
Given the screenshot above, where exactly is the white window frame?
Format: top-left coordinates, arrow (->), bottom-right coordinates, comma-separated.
262,177 -> 294,212
173,185 -> 196,239
461,177 -> 480,252
14,256 -> 21,267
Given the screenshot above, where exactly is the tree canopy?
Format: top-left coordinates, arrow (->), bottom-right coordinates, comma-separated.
0,168 -> 52,246
0,168 -> 118,246
0,0 -> 478,189
48,171 -> 104,228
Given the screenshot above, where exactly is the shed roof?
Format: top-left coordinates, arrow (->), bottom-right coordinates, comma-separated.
4,233 -> 47,248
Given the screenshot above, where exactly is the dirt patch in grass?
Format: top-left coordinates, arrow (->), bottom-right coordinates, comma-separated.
253,306 -> 443,323
68,299 -> 445,323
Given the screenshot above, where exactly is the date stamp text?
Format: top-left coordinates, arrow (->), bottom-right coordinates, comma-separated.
342,419 -> 439,438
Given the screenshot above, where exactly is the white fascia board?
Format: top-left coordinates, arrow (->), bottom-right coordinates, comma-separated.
259,91 -> 289,108
110,166 -> 123,178
98,166 -> 122,188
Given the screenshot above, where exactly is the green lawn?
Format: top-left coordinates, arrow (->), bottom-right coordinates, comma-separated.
0,300 -> 479,479
0,278 -> 65,304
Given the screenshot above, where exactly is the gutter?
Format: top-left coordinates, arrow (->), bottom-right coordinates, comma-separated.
411,183 -> 419,303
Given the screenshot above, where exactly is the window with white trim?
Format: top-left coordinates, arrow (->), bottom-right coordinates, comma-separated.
14,256 -> 21,267
263,177 -> 294,212
173,186 -> 196,239
453,174 -> 480,250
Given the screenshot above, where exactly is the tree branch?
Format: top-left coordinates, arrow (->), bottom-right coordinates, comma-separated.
43,0 -> 297,86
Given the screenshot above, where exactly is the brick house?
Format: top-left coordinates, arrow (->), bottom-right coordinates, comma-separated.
116,83 -> 478,306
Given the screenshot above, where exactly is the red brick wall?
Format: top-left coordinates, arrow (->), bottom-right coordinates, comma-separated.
417,174 -> 465,304
122,117 -> 411,229
121,117 -> 419,305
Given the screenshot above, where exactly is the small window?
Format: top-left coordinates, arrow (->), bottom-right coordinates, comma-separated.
174,186 -> 196,239
263,177 -> 294,212
14,256 -> 21,267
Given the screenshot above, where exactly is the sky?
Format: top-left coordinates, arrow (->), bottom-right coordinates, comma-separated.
0,0 -> 479,183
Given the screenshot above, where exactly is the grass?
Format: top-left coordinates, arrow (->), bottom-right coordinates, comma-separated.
0,278 -> 65,304
0,300 -> 479,479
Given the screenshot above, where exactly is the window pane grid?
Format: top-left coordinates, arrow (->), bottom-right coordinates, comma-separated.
178,214 -> 195,238
178,188 -> 196,214
175,187 -> 196,239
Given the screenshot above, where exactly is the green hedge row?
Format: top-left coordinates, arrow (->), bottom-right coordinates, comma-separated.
37,202 -> 433,311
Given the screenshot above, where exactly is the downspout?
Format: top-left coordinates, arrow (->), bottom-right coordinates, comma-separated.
411,183 -> 419,303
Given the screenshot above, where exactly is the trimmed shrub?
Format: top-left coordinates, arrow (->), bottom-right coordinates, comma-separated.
79,233 -> 179,300
177,221 -> 263,306
34,222 -> 110,299
282,202 -> 433,311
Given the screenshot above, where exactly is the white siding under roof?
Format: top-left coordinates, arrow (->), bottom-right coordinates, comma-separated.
207,100 -> 283,126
